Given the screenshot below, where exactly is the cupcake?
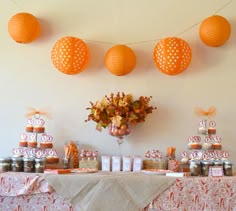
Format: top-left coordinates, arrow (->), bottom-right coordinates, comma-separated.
46,156 -> 59,164
40,134 -> 53,148
208,127 -> 216,135
28,134 -> 37,148
190,143 -> 202,150
19,133 -> 28,147
33,119 -> 45,133
25,118 -> 34,132
34,126 -> 45,133
28,140 -> 37,148
188,142 -> 193,149
212,142 -> 222,150
26,125 -> 34,132
202,142 -> 212,150
40,141 -> 53,148
198,126 -> 207,135
19,140 -> 28,147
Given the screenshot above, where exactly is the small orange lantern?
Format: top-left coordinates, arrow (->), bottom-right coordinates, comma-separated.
153,37 -> 192,76
51,36 -> 90,75
104,45 -> 136,76
199,15 -> 231,47
8,12 -> 41,43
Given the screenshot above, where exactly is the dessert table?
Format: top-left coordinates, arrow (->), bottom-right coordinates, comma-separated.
0,171 -> 236,211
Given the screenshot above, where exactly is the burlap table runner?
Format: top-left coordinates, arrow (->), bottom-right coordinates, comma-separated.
43,171 -> 176,211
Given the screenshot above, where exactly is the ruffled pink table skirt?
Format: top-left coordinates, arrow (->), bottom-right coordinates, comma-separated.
1,172 -> 236,211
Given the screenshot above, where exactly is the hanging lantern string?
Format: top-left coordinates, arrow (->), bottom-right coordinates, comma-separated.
125,0 -> 233,45
10,0 -> 232,46
86,0 -> 233,46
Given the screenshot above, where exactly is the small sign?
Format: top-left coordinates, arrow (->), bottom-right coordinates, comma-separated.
209,166 -> 224,177
101,156 -> 111,172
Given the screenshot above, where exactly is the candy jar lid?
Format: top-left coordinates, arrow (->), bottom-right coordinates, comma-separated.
0,157 -> 12,162
23,157 -> 35,161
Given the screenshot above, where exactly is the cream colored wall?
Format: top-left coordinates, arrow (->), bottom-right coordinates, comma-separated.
1,0 -> 236,168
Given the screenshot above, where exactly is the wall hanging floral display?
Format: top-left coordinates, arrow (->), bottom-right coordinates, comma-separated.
8,12 -> 41,43
51,36 -> 90,75
199,15 -> 231,47
153,37 -> 192,76
104,45 -> 136,76
85,92 -> 157,142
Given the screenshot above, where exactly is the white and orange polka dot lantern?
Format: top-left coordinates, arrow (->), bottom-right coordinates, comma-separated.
199,15 -> 231,47
8,12 -> 41,43
153,37 -> 192,76
51,36 -> 90,75
104,45 -> 136,76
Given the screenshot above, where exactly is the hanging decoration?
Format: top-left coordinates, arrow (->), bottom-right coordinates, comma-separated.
51,36 -> 90,75
199,15 -> 231,47
8,12 -> 41,44
153,37 -> 192,76
104,45 -> 136,76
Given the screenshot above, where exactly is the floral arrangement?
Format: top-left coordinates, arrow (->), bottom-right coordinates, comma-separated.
85,92 -> 157,139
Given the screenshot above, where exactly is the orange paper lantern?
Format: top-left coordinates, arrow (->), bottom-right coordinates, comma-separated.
199,15 -> 231,47
153,37 -> 192,76
51,36 -> 90,75
8,12 -> 41,43
104,45 -> 136,76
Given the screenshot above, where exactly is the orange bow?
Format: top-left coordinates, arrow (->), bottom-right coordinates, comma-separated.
25,107 -> 51,119
194,106 -> 216,117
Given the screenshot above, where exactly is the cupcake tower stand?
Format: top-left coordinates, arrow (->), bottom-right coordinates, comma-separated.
180,117 -> 232,176
12,112 -> 59,165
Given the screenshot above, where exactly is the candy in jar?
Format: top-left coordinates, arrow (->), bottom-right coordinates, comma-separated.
0,157 -> 11,172
223,161 -> 233,176
35,158 -> 46,173
190,160 -> 201,176
11,156 -> 23,172
201,160 -> 213,176
23,157 -> 35,173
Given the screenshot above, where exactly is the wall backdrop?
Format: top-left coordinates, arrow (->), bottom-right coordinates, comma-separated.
1,0 -> 236,169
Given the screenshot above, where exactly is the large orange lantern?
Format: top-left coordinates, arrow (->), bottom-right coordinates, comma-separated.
104,45 -> 136,76
51,36 -> 90,75
8,12 -> 41,43
199,15 -> 231,47
153,37 -> 192,76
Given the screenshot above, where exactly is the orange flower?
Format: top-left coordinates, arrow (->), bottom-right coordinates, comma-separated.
85,92 -> 157,132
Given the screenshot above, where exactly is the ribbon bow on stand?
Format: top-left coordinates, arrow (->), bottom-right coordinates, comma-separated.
25,107 -> 51,119
194,106 -> 216,118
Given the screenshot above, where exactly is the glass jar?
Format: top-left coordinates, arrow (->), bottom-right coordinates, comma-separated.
35,158 -> 46,173
11,157 -> 23,172
190,160 -> 201,176
201,160 -> 213,176
213,160 -> 223,167
0,157 -> 11,172
63,158 -> 71,169
108,123 -> 132,141
23,157 -> 35,173
223,161 -> 233,176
